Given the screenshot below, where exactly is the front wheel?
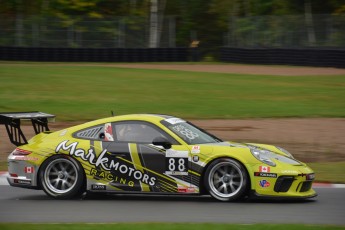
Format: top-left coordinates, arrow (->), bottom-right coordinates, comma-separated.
204,158 -> 248,201
39,156 -> 85,199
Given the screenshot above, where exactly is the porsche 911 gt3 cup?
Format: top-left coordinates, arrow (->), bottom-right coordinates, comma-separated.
0,112 -> 317,201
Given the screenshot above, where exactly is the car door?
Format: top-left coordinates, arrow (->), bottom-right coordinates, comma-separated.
102,120 -> 192,193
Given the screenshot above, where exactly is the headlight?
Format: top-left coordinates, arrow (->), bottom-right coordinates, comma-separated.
250,148 -> 276,167
276,146 -> 294,159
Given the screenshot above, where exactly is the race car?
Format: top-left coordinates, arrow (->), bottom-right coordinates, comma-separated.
0,112 -> 317,201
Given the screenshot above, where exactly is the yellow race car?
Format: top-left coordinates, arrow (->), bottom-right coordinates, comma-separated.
1,112 -> 317,201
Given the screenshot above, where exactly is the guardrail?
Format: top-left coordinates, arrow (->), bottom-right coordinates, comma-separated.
0,47 -> 189,62
220,47 -> 345,68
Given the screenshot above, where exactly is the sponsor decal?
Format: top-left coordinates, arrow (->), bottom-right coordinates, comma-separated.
165,117 -> 185,125
187,187 -> 196,193
91,184 -> 106,190
259,166 -> 270,173
254,172 -> 277,178
191,146 -> 200,154
178,187 -> 187,193
91,168 -> 135,187
172,125 -> 199,140
178,187 -> 196,193
14,179 -> 31,185
60,129 -> 67,136
166,149 -> 188,158
259,180 -> 270,188
192,155 -> 199,162
282,170 -> 298,174
24,166 -> 34,174
56,140 -> 156,186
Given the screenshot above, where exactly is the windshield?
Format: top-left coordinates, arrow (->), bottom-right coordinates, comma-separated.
161,118 -> 222,145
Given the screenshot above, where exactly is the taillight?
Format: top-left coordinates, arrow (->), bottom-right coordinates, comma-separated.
12,148 -> 32,155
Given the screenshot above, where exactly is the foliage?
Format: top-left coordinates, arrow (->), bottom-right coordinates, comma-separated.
0,1 -> 345,56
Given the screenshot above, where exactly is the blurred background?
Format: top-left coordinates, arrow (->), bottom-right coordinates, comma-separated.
0,0 -> 345,65
0,0 -> 345,183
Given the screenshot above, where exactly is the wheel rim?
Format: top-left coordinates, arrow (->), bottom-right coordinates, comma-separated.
208,161 -> 244,199
44,158 -> 78,194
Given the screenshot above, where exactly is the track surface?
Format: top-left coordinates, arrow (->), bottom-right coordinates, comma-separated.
0,183 -> 344,225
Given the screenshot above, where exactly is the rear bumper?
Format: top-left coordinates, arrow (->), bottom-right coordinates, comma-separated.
7,154 -> 40,189
7,176 -> 38,189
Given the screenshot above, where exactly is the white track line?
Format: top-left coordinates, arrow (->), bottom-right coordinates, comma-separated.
0,172 -> 9,185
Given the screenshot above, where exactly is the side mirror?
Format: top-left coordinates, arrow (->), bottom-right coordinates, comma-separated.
152,136 -> 172,149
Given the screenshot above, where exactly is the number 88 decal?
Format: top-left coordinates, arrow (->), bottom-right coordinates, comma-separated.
168,158 -> 186,172
166,157 -> 188,175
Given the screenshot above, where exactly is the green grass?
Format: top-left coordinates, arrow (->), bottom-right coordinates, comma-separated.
0,223 -> 344,230
0,161 -> 7,171
1,160 -> 345,183
309,162 -> 345,183
0,62 -> 344,120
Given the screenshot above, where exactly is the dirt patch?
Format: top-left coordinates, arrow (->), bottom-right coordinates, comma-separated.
1,118 -> 344,163
109,63 -> 345,76
3,62 -> 345,76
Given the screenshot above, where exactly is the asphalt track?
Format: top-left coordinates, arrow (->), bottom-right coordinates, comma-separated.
0,181 -> 344,225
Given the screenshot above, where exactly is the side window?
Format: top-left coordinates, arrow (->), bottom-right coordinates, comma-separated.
74,125 -> 104,140
113,121 -> 178,144
73,123 -> 114,141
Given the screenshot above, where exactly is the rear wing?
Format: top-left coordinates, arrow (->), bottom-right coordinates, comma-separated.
0,112 -> 55,146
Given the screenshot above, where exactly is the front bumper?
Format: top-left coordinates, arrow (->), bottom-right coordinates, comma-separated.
250,190 -> 317,200
250,164 -> 317,199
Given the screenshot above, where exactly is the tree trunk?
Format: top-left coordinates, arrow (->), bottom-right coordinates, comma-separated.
304,0 -> 316,46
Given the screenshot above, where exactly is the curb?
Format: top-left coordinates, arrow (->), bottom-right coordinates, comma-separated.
312,182 -> 345,188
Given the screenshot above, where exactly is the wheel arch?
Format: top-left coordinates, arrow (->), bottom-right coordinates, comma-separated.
36,154 -> 87,192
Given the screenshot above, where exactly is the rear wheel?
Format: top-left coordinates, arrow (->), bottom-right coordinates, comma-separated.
40,156 -> 84,199
204,158 -> 248,201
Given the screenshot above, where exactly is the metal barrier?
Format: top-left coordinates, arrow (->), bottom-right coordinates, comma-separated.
220,47 -> 345,68
0,47 -> 189,62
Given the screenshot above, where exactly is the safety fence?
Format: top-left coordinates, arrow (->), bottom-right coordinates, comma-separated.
1,46 -> 344,68
0,47 -> 189,62
220,47 -> 345,68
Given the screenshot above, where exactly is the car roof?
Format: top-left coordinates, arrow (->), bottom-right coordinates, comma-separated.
101,114 -> 176,122
69,114 -> 178,131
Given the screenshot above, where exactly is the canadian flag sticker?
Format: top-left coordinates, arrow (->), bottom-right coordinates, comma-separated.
259,166 -> 270,172
24,166 -> 34,174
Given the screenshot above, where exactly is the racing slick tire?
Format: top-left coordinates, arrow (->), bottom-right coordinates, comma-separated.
39,155 -> 85,199
204,158 -> 248,201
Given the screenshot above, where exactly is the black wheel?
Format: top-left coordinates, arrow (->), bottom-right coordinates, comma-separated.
39,155 -> 85,199
204,158 -> 248,201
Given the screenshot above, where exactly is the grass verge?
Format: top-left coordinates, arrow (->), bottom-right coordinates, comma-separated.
1,62 -> 344,120
0,161 -> 7,171
309,162 -> 345,184
0,223 -> 344,230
